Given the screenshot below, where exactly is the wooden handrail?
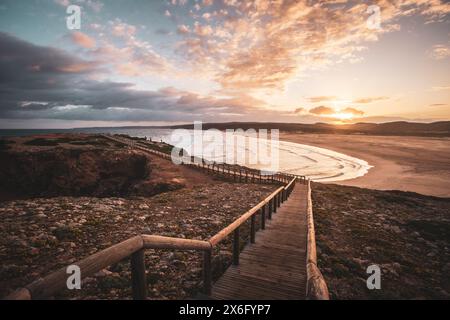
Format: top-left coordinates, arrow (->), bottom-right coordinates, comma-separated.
209,186 -> 285,246
142,235 -> 211,251
305,180 -> 330,300
10,236 -> 144,300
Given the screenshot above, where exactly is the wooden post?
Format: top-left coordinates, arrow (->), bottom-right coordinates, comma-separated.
273,195 -> 277,213
203,250 -> 212,295
261,205 -> 266,229
268,200 -> 272,219
131,249 -> 147,300
233,228 -> 240,265
250,215 -> 256,244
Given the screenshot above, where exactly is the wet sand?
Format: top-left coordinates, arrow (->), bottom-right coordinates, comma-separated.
280,133 -> 450,198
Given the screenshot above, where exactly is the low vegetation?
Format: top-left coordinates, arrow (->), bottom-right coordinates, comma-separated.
313,183 -> 450,299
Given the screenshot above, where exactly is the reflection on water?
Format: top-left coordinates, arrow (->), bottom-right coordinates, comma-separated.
79,128 -> 371,182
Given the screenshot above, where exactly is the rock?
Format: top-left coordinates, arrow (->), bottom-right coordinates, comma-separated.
82,277 -> 96,285
443,263 -> 450,274
94,269 -> 113,278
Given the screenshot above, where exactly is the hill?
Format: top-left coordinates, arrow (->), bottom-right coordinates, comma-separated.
166,121 -> 450,137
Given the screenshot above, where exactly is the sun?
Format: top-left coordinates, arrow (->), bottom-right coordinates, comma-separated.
332,112 -> 354,120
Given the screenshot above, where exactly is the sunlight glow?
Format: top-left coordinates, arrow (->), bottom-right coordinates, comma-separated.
331,113 -> 354,120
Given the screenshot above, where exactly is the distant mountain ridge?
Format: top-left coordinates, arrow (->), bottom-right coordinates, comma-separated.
3,121 -> 446,138
164,121 -> 450,137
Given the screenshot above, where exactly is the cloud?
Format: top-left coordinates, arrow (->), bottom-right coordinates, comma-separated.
54,0 -> 104,12
307,106 -> 365,117
341,107 -> 365,116
0,32 -> 98,79
429,103 -> 447,107
353,96 -> 389,104
307,96 -> 337,103
171,0 -> 450,92
431,86 -> 450,91
177,25 -> 190,34
193,22 -> 213,37
110,19 -> 137,38
0,32 -> 271,122
309,106 -> 335,115
70,31 -> 96,49
429,44 -> 450,60
54,0 -> 70,6
88,20 -> 173,76
294,107 -> 305,114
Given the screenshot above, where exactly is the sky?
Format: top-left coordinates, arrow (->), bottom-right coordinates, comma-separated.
0,0 -> 449,129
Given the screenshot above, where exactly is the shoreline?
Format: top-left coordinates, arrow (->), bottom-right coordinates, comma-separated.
281,133 -> 450,198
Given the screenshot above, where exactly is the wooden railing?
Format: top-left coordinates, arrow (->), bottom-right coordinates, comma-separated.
6,177 -> 300,300
305,180 -> 330,300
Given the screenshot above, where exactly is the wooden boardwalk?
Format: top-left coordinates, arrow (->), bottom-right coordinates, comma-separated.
211,184 -> 308,300
7,134 -> 330,301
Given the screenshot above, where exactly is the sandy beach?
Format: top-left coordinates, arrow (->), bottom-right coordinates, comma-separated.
281,133 -> 450,198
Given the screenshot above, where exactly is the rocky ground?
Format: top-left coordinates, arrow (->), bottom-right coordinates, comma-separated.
313,183 -> 450,300
0,134 -> 187,200
0,133 -> 275,299
0,182 -> 273,299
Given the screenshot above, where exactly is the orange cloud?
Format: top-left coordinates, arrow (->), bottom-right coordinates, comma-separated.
70,32 -> 96,49
111,19 -> 137,38
309,106 -> 335,115
57,62 -> 96,73
353,96 -> 389,104
341,107 -> 365,116
308,96 -> 337,103
173,0 -> 450,92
